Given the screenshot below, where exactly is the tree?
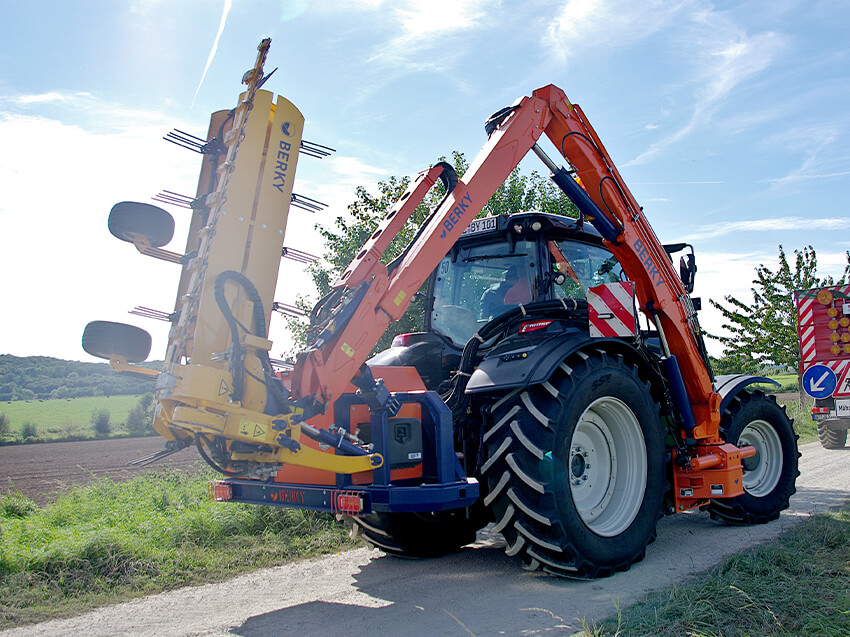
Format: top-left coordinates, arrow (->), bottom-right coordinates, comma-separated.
285,151 -> 577,354
91,408 -> 111,436
127,393 -> 156,434
708,245 -> 850,373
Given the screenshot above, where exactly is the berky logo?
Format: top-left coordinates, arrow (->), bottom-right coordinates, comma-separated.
394,423 -> 410,445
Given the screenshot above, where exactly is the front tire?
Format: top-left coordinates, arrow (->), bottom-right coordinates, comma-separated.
708,391 -> 799,524
482,350 -> 664,578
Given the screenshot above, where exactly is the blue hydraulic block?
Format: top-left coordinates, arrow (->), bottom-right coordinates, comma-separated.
217,390 -> 479,515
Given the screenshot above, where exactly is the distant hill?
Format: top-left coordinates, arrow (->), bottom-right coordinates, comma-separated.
0,355 -> 156,401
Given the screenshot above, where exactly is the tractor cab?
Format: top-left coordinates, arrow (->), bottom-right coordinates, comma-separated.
370,212 -> 627,387
429,212 -> 626,348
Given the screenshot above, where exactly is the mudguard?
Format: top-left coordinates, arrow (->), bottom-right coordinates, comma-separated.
714,374 -> 779,414
466,329 -> 650,394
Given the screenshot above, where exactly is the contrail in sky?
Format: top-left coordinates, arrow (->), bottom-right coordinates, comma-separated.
192,0 -> 232,107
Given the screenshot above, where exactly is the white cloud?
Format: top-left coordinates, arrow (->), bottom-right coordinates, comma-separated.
761,124 -> 849,187
0,101 -> 204,361
366,0 -> 496,68
0,94 -> 392,361
545,0 -> 685,64
1,91 -> 93,105
628,27 -> 783,165
546,1 -> 787,166
681,216 -> 848,242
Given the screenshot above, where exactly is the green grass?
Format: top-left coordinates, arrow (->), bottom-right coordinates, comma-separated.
582,504 -> 850,636
0,396 -> 140,442
751,373 -> 799,394
0,469 -> 355,628
765,392 -> 816,444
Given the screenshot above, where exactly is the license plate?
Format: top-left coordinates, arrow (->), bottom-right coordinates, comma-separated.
461,217 -> 497,236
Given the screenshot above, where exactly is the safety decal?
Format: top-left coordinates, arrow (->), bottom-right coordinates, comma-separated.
587,282 -> 638,338
238,419 -> 268,439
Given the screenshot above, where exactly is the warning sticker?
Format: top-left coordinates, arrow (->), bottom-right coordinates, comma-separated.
238,419 -> 268,439
835,365 -> 850,397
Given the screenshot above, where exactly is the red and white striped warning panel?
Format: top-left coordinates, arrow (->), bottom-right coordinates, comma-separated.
587,282 -> 638,338
795,284 -> 850,378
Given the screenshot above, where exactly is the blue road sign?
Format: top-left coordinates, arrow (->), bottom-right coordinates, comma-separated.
802,364 -> 837,399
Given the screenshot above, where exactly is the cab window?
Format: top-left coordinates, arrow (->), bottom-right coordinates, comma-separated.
548,240 -> 626,299
430,240 -> 536,346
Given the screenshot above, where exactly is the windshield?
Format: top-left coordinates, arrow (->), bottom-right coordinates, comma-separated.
430,240 -> 536,346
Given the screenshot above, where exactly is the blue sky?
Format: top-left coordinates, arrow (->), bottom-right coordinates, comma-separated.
1,0 -> 848,362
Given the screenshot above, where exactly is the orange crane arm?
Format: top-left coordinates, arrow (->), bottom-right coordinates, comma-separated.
293,85 -> 720,440
533,85 -> 720,438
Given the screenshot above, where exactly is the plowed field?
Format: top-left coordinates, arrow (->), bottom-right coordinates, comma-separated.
0,437 -> 203,505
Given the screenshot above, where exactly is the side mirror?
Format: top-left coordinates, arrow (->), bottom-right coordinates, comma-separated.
663,243 -> 697,294
679,253 -> 696,294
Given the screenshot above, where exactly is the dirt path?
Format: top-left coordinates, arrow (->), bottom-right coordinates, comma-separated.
0,437 -> 203,504
3,441 -> 848,637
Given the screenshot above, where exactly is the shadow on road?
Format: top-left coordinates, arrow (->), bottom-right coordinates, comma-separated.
231,536 -> 586,636
231,479 -> 850,637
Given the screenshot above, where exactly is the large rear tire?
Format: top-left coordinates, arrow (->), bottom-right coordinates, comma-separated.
482,350 -> 664,578
340,508 -> 485,558
708,391 -> 799,525
817,421 -> 848,449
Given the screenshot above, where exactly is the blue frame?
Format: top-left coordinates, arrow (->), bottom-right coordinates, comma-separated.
220,391 -> 479,514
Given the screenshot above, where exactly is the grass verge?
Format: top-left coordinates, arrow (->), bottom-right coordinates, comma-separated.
0,469 -> 356,628
582,504 -> 850,636
784,396 -> 817,443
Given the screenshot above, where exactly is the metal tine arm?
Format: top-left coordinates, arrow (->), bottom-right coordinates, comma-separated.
282,246 -> 318,264
300,139 -> 336,159
291,192 -> 327,212
272,302 -> 307,317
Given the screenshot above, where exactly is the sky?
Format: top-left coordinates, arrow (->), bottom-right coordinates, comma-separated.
1,0 -> 849,363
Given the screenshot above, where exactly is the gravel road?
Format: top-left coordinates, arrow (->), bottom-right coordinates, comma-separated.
3,440 -> 848,637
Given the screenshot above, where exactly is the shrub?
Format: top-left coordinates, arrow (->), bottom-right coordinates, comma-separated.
127,394 -> 155,434
126,405 -> 149,434
139,392 -> 155,411
0,412 -> 9,437
61,418 -> 75,438
91,409 -> 111,436
20,421 -> 37,440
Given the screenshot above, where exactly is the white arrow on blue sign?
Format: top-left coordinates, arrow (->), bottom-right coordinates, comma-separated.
802,364 -> 837,399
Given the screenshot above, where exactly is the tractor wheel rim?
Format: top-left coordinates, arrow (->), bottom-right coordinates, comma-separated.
739,419 -> 783,497
569,396 -> 647,537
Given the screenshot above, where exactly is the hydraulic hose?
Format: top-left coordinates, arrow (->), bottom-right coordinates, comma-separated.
213,270 -> 291,413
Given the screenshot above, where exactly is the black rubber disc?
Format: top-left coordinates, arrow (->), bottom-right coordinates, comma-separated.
82,321 -> 152,362
108,201 -> 175,247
